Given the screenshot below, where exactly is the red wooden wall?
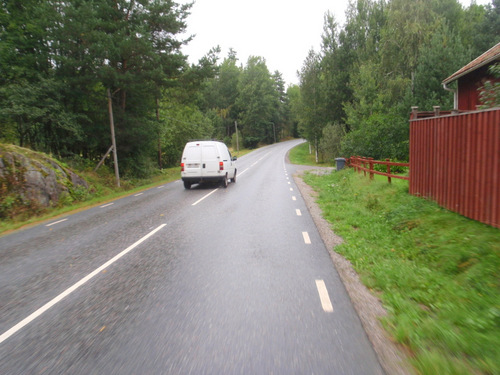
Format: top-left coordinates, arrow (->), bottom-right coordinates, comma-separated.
409,108 -> 500,228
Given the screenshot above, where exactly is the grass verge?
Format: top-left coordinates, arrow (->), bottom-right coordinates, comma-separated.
0,146 -> 254,235
301,166 -> 499,374
0,165 -> 180,235
287,141 -> 334,167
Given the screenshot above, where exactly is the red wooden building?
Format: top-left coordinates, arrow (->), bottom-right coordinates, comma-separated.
442,42 -> 500,111
409,43 -> 500,228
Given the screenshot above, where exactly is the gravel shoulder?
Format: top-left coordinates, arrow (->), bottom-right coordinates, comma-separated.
292,165 -> 414,375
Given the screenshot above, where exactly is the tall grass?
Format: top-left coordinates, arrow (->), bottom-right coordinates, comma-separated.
303,168 -> 499,374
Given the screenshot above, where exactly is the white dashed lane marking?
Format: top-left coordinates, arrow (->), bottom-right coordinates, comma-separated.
100,203 -> 114,208
192,189 -> 219,206
302,231 -> 311,244
46,218 -> 68,227
316,280 -> 334,313
0,224 -> 167,345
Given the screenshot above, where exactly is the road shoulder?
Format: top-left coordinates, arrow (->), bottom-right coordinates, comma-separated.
293,168 -> 414,375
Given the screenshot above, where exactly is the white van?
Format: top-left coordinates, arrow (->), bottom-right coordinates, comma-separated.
180,141 -> 237,189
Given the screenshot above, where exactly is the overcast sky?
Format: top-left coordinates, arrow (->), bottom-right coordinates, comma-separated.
178,0 -> 493,87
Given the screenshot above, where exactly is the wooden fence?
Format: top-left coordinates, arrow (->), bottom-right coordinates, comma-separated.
348,156 -> 409,183
409,108 -> 499,229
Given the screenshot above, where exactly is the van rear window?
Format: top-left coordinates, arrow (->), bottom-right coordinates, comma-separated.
184,146 -> 201,160
202,145 -> 217,160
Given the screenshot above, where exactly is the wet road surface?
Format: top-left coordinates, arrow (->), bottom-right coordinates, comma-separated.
0,140 -> 384,374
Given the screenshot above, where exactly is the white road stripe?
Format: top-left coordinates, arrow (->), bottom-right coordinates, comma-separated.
134,193 -> 143,197
316,280 -> 334,312
296,209 -> 302,216
302,231 -> 311,244
290,188 -> 293,192
192,188 -> 219,206
157,185 -> 164,189
292,196 -> 297,201
0,224 -> 167,345
100,203 -> 114,208
238,168 -> 250,177
46,218 -> 68,227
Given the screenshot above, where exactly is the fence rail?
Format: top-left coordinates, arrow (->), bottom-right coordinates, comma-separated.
348,156 -> 409,183
340,109 -> 499,228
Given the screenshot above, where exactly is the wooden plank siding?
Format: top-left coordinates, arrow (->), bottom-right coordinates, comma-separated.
409,108 -> 500,228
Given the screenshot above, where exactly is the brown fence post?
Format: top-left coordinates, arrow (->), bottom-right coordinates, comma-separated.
369,158 -> 374,180
363,157 -> 367,177
386,158 -> 392,183
411,106 -> 419,119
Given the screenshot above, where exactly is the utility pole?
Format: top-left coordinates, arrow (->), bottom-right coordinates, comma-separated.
235,121 -> 239,153
107,88 -> 120,187
156,97 -> 162,169
271,122 -> 276,143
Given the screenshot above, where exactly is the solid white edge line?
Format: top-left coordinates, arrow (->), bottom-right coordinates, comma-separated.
46,218 -> 68,227
192,188 -> 219,206
0,224 -> 167,345
302,231 -> 311,244
316,280 -> 334,312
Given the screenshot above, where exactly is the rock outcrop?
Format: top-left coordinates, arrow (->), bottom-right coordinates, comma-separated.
0,144 -> 90,215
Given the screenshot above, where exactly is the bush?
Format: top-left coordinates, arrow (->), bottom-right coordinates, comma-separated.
341,112 -> 409,160
231,131 -> 243,151
243,136 -> 260,149
319,123 -> 346,163
373,161 -> 409,175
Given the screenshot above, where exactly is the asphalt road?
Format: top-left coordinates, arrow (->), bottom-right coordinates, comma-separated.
0,139 -> 384,374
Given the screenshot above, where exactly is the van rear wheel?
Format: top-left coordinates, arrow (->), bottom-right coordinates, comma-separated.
183,181 -> 191,189
221,174 -> 228,188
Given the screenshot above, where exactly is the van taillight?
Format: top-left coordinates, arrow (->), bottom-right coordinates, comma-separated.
181,163 -> 185,172
219,162 -> 224,171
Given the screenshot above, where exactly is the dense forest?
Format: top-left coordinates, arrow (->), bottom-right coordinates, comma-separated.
0,0 -> 499,177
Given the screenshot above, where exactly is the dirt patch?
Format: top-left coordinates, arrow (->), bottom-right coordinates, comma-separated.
293,167 -> 414,375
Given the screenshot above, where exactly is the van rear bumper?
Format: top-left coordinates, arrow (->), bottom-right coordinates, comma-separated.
182,176 -> 223,184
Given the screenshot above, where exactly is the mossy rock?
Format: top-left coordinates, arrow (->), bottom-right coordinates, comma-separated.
0,144 -> 90,217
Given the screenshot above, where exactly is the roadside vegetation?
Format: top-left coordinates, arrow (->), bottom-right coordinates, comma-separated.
0,160 -> 178,235
290,144 -> 499,374
2,1 -> 498,180
0,146 -> 251,235
288,141 -> 334,167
